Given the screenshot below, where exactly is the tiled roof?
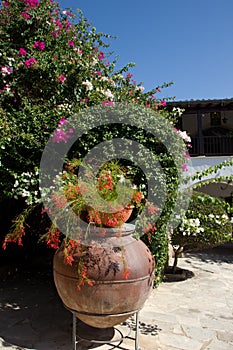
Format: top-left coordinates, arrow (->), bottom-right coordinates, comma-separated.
167,98 -> 233,113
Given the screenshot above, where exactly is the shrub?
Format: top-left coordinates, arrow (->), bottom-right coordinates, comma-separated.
171,191 -> 232,269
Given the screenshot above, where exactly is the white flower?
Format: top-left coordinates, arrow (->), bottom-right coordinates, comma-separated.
177,130 -> 191,143
136,86 -> 145,93
117,175 -> 125,183
13,180 -> 19,188
101,89 -> 114,100
100,76 -> 109,82
7,58 -> 15,66
57,103 -> 72,110
82,80 -> 93,91
91,58 -> 98,66
1,66 -> 12,76
20,189 -> 30,198
172,107 -> 183,117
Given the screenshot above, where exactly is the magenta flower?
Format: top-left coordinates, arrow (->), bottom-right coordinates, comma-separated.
68,40 -> 74,47
52,125 -> 74,143
65,20 -> 71,29
52,129 -> 69,143
58,75 -> 66,82
18,48 -> 27,56
21,12 -> 30,19
102,101 -> 115,106
98,51 -> 104,60
3,1 -> 10,7
24,57 -> 37,67
183,152 -> 191,160
24,0 -> 40,7
126,73 -> 133,79
33,41 -> 45,50
160,100 -> 166,107
182,163 -> 188,172
55,19 -> 63,29
58,118 -> 68,126
52,31 -> 58,38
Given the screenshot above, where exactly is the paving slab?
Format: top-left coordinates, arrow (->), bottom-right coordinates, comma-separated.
0,243 -> 233,350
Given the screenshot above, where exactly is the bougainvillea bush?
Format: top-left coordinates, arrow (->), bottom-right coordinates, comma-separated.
0,0 -> 191,284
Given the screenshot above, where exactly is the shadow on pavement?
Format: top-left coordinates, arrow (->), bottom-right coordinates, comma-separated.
0,261 -> 72,350
184,242 -> 233,264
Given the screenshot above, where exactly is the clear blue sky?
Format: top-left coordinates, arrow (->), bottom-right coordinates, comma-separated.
59,0 -> 233,101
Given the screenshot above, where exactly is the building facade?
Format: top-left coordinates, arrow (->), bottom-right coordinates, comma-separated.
167,98 -> 233,200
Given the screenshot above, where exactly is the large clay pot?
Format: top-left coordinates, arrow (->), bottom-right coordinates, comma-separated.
53,224 -> 155,328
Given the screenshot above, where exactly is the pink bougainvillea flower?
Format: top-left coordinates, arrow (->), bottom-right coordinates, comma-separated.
58,74 -> 66,82
3,1 -> 10,7
24,0 -> 40,7
98,51 -> 104,60
65,20 -> 71,30
55,19 -> 63,29
24,57 -> 37,67
182,163 -> 188,172
67,40 -> 74,47
183,152 -> 191,160
58,118 -> 68,126
33,41 -> 45,50
18,48 -> 27,56
102,101 -> 115,106
126,73 -> 133,79
52,31 -> 58,38
21,12 -> 30,19
52,127 -> 74,143
52,129 -> 69,143
160,99 -> 166,107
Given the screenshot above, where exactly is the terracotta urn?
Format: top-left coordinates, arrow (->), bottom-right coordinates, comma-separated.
53,224 -> 155,328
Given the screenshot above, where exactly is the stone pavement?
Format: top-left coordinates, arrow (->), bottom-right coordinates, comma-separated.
0,244 -> 233,350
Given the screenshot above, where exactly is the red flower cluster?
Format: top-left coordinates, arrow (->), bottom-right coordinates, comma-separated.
45,227 -> 61,249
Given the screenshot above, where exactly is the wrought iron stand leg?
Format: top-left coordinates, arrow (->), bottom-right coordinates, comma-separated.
135,310 -> 140,350
72,313 -> 77,350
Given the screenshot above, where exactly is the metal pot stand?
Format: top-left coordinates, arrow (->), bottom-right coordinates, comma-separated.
66,306 -> 141,350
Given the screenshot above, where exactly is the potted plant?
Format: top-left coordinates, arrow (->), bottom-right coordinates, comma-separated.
37,157 -> 155,327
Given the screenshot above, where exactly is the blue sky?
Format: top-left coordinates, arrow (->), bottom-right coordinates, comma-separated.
59,0 -> 233,101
